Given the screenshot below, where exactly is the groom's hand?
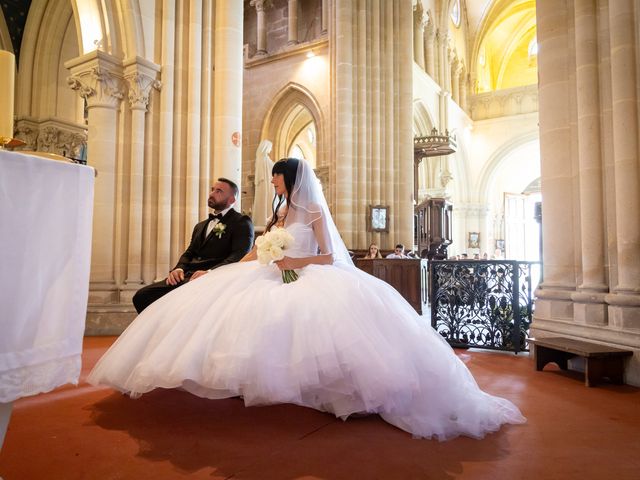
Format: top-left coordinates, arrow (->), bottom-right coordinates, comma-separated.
166,268 -> 185,285
189,270 -> 208,281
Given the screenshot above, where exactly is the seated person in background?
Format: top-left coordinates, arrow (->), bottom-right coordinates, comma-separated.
482,252 -> 489,260
362,242 -> 383,259
473,253 -> 480,260
460,253 -> 469,260
386,243 -> 407,259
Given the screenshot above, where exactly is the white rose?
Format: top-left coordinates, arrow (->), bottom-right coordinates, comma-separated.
269,245 -> 284,261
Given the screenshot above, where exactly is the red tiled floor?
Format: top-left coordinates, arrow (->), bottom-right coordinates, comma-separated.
1,336 -> 639,479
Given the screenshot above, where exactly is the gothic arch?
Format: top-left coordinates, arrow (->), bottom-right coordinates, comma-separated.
412,100 -> 435,136
476,130 -> 540,205
69,0 -> 146,58
260,82 -> 325,168
0,8 -> 12,52
17,0 -> 79,118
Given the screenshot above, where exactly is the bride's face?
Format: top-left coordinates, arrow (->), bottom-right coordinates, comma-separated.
272,173 -> 286,197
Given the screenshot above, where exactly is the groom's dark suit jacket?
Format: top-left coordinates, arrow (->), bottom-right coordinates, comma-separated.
132,209 -> 254,313
175,209 -> 254,275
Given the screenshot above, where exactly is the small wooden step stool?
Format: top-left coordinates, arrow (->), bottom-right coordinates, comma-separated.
528,337 -> 633,387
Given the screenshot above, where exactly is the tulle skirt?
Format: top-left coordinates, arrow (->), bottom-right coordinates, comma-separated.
88,261 -> 525,440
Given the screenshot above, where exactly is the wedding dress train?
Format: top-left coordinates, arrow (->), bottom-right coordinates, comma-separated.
88,221 -> 525,440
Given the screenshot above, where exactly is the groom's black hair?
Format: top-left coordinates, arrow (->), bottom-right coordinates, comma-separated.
217,177 -> 239,198
266,158 -> 300,232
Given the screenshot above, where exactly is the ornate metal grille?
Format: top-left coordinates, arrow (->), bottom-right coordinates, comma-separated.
430,260 -> 540,353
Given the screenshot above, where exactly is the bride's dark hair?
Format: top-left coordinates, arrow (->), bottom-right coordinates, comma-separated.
265,158 -> 300,232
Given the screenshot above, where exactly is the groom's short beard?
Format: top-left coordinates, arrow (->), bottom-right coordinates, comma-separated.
208,198 -> 228,211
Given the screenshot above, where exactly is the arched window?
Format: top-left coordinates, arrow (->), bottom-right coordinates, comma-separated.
528,38 -> 538,58
290,144 -> 306,160
450,0 -> 461,28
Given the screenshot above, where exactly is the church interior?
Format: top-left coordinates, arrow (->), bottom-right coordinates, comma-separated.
1,0 -> 639,478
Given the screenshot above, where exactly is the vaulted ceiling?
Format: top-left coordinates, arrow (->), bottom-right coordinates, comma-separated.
0,0 -> 31,64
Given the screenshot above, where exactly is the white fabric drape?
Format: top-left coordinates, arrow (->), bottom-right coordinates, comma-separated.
0,151 -> 94,403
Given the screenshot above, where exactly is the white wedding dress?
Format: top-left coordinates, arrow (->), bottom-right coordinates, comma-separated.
88,221 -> 525,440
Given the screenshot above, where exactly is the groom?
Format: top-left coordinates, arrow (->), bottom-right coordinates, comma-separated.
132,178 -> 254,313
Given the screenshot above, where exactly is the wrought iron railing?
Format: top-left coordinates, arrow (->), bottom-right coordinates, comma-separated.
430,260 -> 541,353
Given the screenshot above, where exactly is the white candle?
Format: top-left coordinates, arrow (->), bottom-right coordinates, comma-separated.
0,50 -> 15,141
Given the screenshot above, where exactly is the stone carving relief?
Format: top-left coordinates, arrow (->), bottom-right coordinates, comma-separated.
14,119 -> 87,160
125,73 -> 162,110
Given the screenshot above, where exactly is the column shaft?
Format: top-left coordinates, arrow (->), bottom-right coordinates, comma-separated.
252,0 -> 267,55
609,0 -> 640,292
574,0 -> 607,292
536,0 -> 577,288
186,0 -> 203,234
126,106 -> 146,283
156,0 -> 175,280
459,68 -> 467,110
213,0 -> 244,195
321,0 -> 328,34
425,23 -> 435,78
87,106 -> 119,284
413,4 -> 425,69
288,0 -> 299,45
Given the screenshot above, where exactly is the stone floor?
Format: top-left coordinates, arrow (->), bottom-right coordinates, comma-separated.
1,336 -> 639,479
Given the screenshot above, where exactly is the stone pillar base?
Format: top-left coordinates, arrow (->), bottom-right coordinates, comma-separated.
86,305 -> 136,335
571,291 -> 608,325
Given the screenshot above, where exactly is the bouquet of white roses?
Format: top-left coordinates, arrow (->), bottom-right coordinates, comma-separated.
255,227 -> 299,283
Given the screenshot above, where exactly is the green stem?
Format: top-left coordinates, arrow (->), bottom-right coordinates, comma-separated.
281,269 -> 299,283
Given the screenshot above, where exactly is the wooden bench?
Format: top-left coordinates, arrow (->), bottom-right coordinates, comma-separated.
528,337 -> 633,387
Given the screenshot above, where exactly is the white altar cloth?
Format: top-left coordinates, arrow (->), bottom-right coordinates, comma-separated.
0,150 -> 94,403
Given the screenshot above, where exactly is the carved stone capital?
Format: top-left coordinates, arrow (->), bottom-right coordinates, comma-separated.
250,0 -> 270,12
425,18 -> 435,37
123,56 -> 162,111
413,2 -> 426,27
65,51 -> 125,109
67,67 -> 124,108
125,73 -> 162,110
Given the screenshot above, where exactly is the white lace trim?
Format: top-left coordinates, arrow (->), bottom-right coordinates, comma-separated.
0,355 -> 81,403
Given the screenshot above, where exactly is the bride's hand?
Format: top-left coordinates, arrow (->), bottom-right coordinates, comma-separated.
274,256 -> 298,270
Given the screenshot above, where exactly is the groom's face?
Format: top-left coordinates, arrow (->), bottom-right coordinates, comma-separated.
208,181 -> 235,211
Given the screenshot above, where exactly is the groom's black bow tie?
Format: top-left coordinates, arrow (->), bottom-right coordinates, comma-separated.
209,213 -> 223,221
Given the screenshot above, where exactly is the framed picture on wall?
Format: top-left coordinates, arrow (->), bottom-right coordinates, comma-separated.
468,232 -> 480,248
496,239 -> 505,251
369,205 -> 389,233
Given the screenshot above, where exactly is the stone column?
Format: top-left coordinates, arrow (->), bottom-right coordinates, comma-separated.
250,0 -> 267,56
434,31 -> 442,86
66,51 -> 124,302
287,0 -> 299,46
213,0 -> 244,194
605,0 -> 640,326
451,57 -> 460,104
533,0 -> 577,320
321,0 -> 328,34
333,0 -> 413,249
571,0 -> 608,323
459,67 -> 468,110
123,57 -> 161,286
155,0 -> 176,281
424,20 -> 435,78
185,0 -> 203,234
413,2 -> 426,70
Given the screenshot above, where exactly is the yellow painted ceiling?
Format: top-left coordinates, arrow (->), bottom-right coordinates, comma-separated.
474,0 -> 537,92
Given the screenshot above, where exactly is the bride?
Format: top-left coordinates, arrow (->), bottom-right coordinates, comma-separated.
88,158 -> 525,440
